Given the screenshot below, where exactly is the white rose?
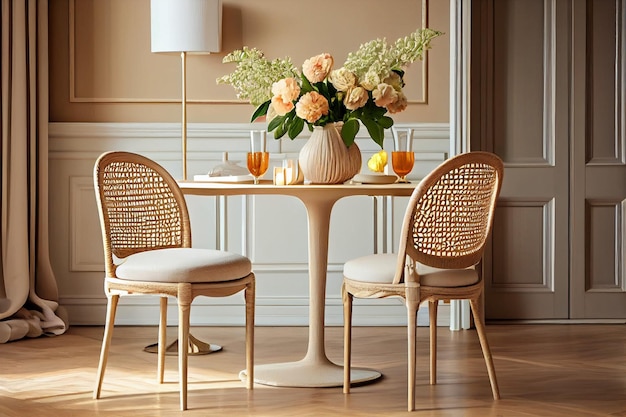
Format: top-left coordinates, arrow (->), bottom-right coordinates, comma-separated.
372,83 -> 397,107
359,70 -> 381,91
383,72 -> 403,91
328,68 -> 356,92
343,86 -> 369,110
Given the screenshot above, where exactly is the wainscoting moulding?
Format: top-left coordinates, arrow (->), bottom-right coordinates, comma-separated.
49,122 -> 451,327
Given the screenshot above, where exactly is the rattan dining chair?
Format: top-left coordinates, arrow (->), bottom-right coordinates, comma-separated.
342,151 -> 503,411
92,151 -> 255,411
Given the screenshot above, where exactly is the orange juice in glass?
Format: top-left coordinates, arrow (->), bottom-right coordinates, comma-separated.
391,127 -> 415,183
247,130 -> 269,184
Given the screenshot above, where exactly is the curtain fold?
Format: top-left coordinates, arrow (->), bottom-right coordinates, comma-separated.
0,0 -> 68,343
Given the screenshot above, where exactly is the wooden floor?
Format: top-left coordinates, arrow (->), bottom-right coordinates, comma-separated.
0,324 -> 624,416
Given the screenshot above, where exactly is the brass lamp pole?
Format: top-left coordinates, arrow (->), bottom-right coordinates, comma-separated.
150,0 -> 222,180
149,0 -> 222,352
181,51 -> 188,179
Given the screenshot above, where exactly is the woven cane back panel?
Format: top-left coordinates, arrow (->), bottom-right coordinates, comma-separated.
410,161 -> 499,268
100,159 -> 184,258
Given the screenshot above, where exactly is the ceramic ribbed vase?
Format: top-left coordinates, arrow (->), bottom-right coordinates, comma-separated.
298,122 -> 361,184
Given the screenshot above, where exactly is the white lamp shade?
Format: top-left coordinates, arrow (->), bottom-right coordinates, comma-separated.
150,0 -> 222,53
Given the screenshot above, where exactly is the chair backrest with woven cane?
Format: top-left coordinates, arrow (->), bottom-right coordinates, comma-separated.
97,151 -> 192,267
93,151 -> 255,411
401,150 -> 503,274
342,151 -> 503,411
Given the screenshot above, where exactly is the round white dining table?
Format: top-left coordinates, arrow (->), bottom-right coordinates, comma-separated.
178,180 -> 416,387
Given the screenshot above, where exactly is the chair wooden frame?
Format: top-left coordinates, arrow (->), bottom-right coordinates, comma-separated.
342,151 -> 503,411
92,151 -> 255,410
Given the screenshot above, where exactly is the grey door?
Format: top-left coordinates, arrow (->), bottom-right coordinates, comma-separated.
570,0 -> 626,318
471,0 -> 626,320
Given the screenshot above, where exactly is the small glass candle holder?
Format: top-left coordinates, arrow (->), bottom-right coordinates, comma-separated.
273,166 -> 286,185
273,160 -> 302,185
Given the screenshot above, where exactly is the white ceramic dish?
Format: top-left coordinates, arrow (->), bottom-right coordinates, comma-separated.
350,173 -> 397,184
193,174 -> 255,183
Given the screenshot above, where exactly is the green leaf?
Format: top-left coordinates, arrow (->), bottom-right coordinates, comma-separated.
327,82 -> 337,97
268,114 -> 286,132
287,117 -> 305,139
362,118 -> 385,148
315,114 -> 331,127
301,74 -> 314,93
364,104 -> 387,120
250,100 -> 271,123
341,119 -> 360,147
379,116 -> 394,129
317,82 -> 329,98
274,122 -> 287,139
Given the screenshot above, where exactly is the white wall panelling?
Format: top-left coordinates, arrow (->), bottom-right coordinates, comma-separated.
49,122 -> 450,327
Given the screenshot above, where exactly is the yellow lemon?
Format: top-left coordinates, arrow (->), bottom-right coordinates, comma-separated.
367,150 -> 388,173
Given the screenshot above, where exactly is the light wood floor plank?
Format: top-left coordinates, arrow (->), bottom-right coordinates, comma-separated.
0,325 -> 624,416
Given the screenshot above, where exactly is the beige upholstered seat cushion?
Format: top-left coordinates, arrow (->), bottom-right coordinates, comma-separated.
343,253 -> 478,287
115,248 -> 252,283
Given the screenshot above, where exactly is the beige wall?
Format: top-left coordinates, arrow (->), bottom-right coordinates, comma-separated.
49,0 -> 450,124
47,0 -> 451,327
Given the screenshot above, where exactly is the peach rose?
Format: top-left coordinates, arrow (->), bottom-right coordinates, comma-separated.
343,86 -> 369,110
271,78 -> 300,102
270,78 -> 300,116
386,91 -> 408,114
372,83 -> 398,107
271,95 -> 295,116
295,91 -> 329,123
302,53 -> 334,83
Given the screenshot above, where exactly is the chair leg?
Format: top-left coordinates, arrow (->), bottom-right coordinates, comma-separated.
406,294 -> 419,412
429,299 -> 438,385
94,293 -> 119,399
158,296 -> 167,384
342,284 -> 353,394
469,298 -> 500,400
245,280 -> 255,390
178,296 -> 191,411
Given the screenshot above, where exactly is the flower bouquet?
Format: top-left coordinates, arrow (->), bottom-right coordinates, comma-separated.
216,28 -> 443,149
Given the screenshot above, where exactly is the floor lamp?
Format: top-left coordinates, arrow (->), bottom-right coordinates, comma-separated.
150,0 -> 222,180
149,0 -> 222,355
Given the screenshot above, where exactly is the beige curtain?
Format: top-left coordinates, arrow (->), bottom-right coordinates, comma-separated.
0,0 -> 67,343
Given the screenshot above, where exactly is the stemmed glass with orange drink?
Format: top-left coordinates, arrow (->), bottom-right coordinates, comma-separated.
391,127 -> 415,183
247,130 -> 269,184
